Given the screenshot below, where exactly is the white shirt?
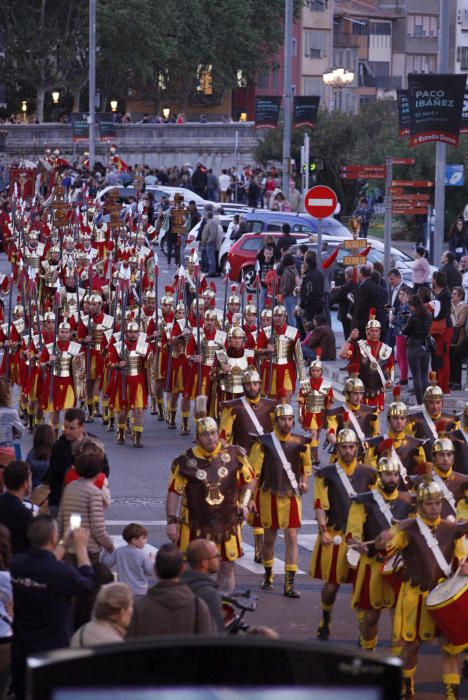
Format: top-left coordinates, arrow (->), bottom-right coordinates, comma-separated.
219,173 -> 231,192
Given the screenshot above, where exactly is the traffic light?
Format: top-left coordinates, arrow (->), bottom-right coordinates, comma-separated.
311,158 -> 323,172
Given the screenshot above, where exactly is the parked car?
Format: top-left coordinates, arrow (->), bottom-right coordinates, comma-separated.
227,232 -> 310,290
244,211 -> 351,238
287,237 -> 437,289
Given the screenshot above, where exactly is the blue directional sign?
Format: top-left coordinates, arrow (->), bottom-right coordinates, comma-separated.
445,164 -> 464,186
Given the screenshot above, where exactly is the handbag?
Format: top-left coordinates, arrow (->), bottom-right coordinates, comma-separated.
429,318 -> 446,336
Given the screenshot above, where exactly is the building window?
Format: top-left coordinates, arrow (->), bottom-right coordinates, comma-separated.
457,46 -> 468,69
304,29 -> 328,58
367,61 -> 390,76
292,38 -> 297,56
258,67 -> 269,89
303,77 -> 323,97
272,65 -> 279,90
407,14 -> 438,38
369,22 -> 391,35
406,54 -> 436,73
352,20 -> 369,35
305,0 -> 328,10
464,8 -> 468,29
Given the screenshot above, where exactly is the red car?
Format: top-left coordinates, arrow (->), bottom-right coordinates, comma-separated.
227,232 -> 309,290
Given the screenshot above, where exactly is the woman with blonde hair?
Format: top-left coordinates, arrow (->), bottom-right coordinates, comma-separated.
70,582 -> 133,647
0,376 -> 24,477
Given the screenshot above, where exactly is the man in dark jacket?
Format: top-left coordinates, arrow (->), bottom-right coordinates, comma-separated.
331,266 -> 354,338
276,223 -> 296,255
11,516 -> 95,700
0,461 -> 33,555
440,251 -> 462,290
191,164 -> 208,198
356,265 -> 379,339
300,252 -> 324,322
47,408 -> 109,515
127,543 -> 215,637
181,538 -> 225,634
302,315 -> 336,361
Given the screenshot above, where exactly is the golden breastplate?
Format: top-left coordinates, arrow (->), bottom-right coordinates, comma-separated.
275,334 -> 292,364
26,252 -> 41,270
202,339 -> 218,366
220,355 -> 250,393
126,350 -> 145,376
304,388 -> 328,413
92,324 -> 105,351
54,352 -> 72,377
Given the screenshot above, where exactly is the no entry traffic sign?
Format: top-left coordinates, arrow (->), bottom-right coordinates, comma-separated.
305,185 -> 338,219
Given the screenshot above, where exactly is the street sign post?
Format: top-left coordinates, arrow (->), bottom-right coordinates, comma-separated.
304,185 -> 338,258
343,255 -> 367,266
343,239 -> 367,249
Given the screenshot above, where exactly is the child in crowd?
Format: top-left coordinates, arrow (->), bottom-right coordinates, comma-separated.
102,522 -> 155,596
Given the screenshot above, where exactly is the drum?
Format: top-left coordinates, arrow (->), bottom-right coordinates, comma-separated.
380,553 -> 403,595
426,574 -> 468,647
346,548 -> 360,570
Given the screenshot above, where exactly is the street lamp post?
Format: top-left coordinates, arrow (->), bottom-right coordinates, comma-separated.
52,90 -> 60,122
322,68 -> 354,111
110,100 -> 118,113
21,101 -> 27,123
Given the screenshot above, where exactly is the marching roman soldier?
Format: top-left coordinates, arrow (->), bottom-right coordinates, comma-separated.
0,305 -> 26,387
353,310 -> 394,411
77,293 -> 113,421
184,310 -> 227,415
107,321 -> 149,448
297,349 -> 333,465
40,246 -> 61,311
212,323 -> 255,404
166,415 -> 256,593
224,286 -> 241,331
164,304 -> 192,435
346,456 -> 414,652
243,297 -> 258,349
256,304 -> 306,401
146,287 -> 175,421
326,375 -> 380,460
376,475 -> 468,700
365,388 -> 426,483
219,369 -> 276,564
249,403 -> 312,598
413,438 -> 468,521
310,424 -> 376,640
39,322 -> 84,435
406,374 -> 460,450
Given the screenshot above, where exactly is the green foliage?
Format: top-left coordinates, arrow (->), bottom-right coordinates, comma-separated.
255,101 -> 468,230
1,0 -> 289,118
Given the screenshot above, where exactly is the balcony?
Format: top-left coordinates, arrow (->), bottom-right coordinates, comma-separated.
333,32 -> 361,48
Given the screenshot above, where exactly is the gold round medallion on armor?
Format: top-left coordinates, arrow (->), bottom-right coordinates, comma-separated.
187,458 -> 197,469
196,469 -> 207,480
217,466 -> 229,478
220,452 -> 231,463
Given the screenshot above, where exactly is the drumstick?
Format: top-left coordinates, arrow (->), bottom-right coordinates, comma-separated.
347,538 -> 376,550
454,554 -> 467,578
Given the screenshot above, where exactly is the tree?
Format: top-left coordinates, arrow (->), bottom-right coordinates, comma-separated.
1,0 -> 87,121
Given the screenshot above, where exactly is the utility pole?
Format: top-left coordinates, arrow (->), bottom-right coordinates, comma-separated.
383,156 -> 393,277
281,0 -> 293,200
433,0 -> 450,266
88,0 -> 96,169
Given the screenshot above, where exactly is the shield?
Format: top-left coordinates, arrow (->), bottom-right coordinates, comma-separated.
72,353 -> 87,401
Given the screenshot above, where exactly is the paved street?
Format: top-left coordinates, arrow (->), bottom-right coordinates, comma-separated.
5,249 -> 467,700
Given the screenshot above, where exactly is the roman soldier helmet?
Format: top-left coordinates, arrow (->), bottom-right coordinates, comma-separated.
274,403 -> 294,418
377,456 -> 400,473
310,347 -> 322,371
242,369 -> 261,384
175,301 -> 185,314
202,283 -> 216,302
204,309 -> 218,321
423,372 -> 444,403
49,245 -> 61,256
90,293 -> 102,304
64,235 -> 75,246
261,307 -> 272,320
58,321 -> 71,331
228,285 -> 240,305
336,427 -> 358,445
432,438 -> 455,456
185,248 -> 199,265
387,385 -> 408,419
161,286 -> 175,305
127,321 -> 139,332
13,305 -> 24,317
44,311 -> 56,322
273,304 -> 287,316
366,308 -> 381,333
228,325 -> 246,340
196,416 -> 218,436
244,295 -> 256,316
343,376 -> 365,400
144,291 -> 156,302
